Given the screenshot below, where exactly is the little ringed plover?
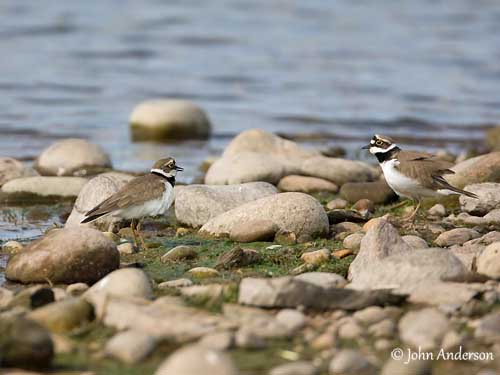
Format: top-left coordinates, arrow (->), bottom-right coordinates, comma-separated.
362,135 -> 477,221
81,157 -> 183,248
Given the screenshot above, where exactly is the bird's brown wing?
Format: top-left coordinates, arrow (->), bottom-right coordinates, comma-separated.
84,174 -> 166,218
395,150 -> 454,189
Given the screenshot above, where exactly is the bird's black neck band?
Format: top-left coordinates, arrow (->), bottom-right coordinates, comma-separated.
375,146 -> 400,163
151,171 -> 176,186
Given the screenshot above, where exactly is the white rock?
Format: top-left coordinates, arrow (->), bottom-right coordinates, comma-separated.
295,272 -> 347,289
1,176 -> 87,197
328,349 -> 375,375
343,233 -> 364,251
200,193 -> 329,240
477,242 -> 500,279
34,138 -> 111,176
402,235 -> 428,249
130,99 -> 211,140
155,345 -> 238,375
434,228 -> 480,247
205,152 -> 285,185
275,309 -> 306,333
0,157 -> 37,186
105,330 -> 156,364
460,183 -> 500,215
399,308 -> 449,350
65,172 -> 134,230
428,203 -> 446,216
175,182 -> 278,227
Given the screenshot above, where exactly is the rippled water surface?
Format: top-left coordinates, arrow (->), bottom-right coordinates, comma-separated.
1,0 -> 500,181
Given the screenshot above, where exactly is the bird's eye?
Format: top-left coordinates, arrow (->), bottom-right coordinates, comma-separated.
376,140 -> 383,146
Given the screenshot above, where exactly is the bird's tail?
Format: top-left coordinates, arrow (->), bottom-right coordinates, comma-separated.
81,211 -> 108,224
433,175 -> 479,199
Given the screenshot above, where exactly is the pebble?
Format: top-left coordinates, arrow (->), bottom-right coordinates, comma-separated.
275,309 -> 306,333
300,249 -> 330,266
198,331 -> 235,351
66,283 -> 89,296
399,308 -> 449,350
477,242 -> 500,279
270,361 -> 318,375
161,245 -> 198,262
338,320 -> 363,340
434,228 -> 481,247
277,175 -> 338,193
352,199 -> 375,214
117,242 -> 136,255
428,203 -> 446,216
186,267 -> 220,279
326,198 -> 348,210
154,345 -> 238,375
332,249 -> 354,259
367,319 -> 397,338
343,233 -> 364,251
229,219 -> 277,242
401,235 -> 428,249
353,306 -> 387,325
328,349 -> 375,375
105,330 -> 156,364
294,272 -> 347,289
158,278 -> 193,289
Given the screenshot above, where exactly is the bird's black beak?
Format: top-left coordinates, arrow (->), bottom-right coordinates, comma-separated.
175,165 -> 184,172
361,144 -> 371,150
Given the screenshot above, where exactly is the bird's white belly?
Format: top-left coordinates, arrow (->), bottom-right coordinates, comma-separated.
115,182 -> 174,219
381,160 -> 439,199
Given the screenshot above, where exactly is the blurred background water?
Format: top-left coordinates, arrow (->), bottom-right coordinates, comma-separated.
1,0 -> 500,183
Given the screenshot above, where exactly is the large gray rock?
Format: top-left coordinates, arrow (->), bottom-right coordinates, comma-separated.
1,176 -> 87,198
65,172 -> 135,230
460,183 -> 500,215
407,282 -> 480,307
348,220 -> 468,292
238,277 -> 404,310
205,152 -> 286,185
155,345 -> 238,375
0,157 -> 37,186
34,138 -> 111,176
348,219 -> 412,281
446,152 -> 500,188
295,272 -> 347,289
6,227 -> 119,284
0,316 -> 54,369
477,242 -> 500,279
340,180 -> 396,204
200,193 -> 329,240
300,156 -> 378,186
399,308 -> 449,350
175,182 -> 278,227
130,99 -> 211,141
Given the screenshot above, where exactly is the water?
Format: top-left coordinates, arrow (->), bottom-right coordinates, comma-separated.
0,0 -> 499,182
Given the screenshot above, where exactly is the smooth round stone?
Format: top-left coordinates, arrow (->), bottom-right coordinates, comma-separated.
65,172 -> 135,230
117,242 -> 136,255
277,175 -> 338,193
161,245 -> 198,262
34,138 -> 111,176
105,330 -> 157,364
229,219 -> 277,243
66,283 -> 89,296
1,176 -> 87,198
6,227 -> 119,284
477,242 -> 500,279
352,199 -> 375,214
86,268 -> 154,300
155,345 -> 238,375
300,249 -> 330,266
130,99 -> 211,141
186,267 -> 220,279
343,233 -> 364,251
340,180 -> 396,204
28,298 -> 94,333
158,278 -> 193,289
329,349 -> 375,375
294,272 -> 347,289
446,152 -> 500,188
0,317 -> 54,369
0,157 -> 37,186
326,198 -> 348,210
402,235 -> 428,249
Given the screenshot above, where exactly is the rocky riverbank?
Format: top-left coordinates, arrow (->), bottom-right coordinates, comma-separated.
1,121 -> 500,374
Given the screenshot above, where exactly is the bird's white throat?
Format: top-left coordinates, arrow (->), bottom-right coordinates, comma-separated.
151,168 -> 176,178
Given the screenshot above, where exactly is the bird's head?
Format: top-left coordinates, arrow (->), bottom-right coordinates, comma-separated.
151,157 -> 183,178
362,134 -> 397,155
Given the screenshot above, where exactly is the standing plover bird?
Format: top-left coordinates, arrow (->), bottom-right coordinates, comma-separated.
81,157 -> 183,248
362,135 -> 477,221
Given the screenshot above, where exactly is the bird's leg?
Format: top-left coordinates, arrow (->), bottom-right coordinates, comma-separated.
403,199 -> 421,222
390,199 -> 411,210
130,219 -> 139,247
136,220 -> 148,249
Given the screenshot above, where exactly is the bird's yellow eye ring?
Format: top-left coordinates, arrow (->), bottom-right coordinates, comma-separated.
375,140 -> 383,146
